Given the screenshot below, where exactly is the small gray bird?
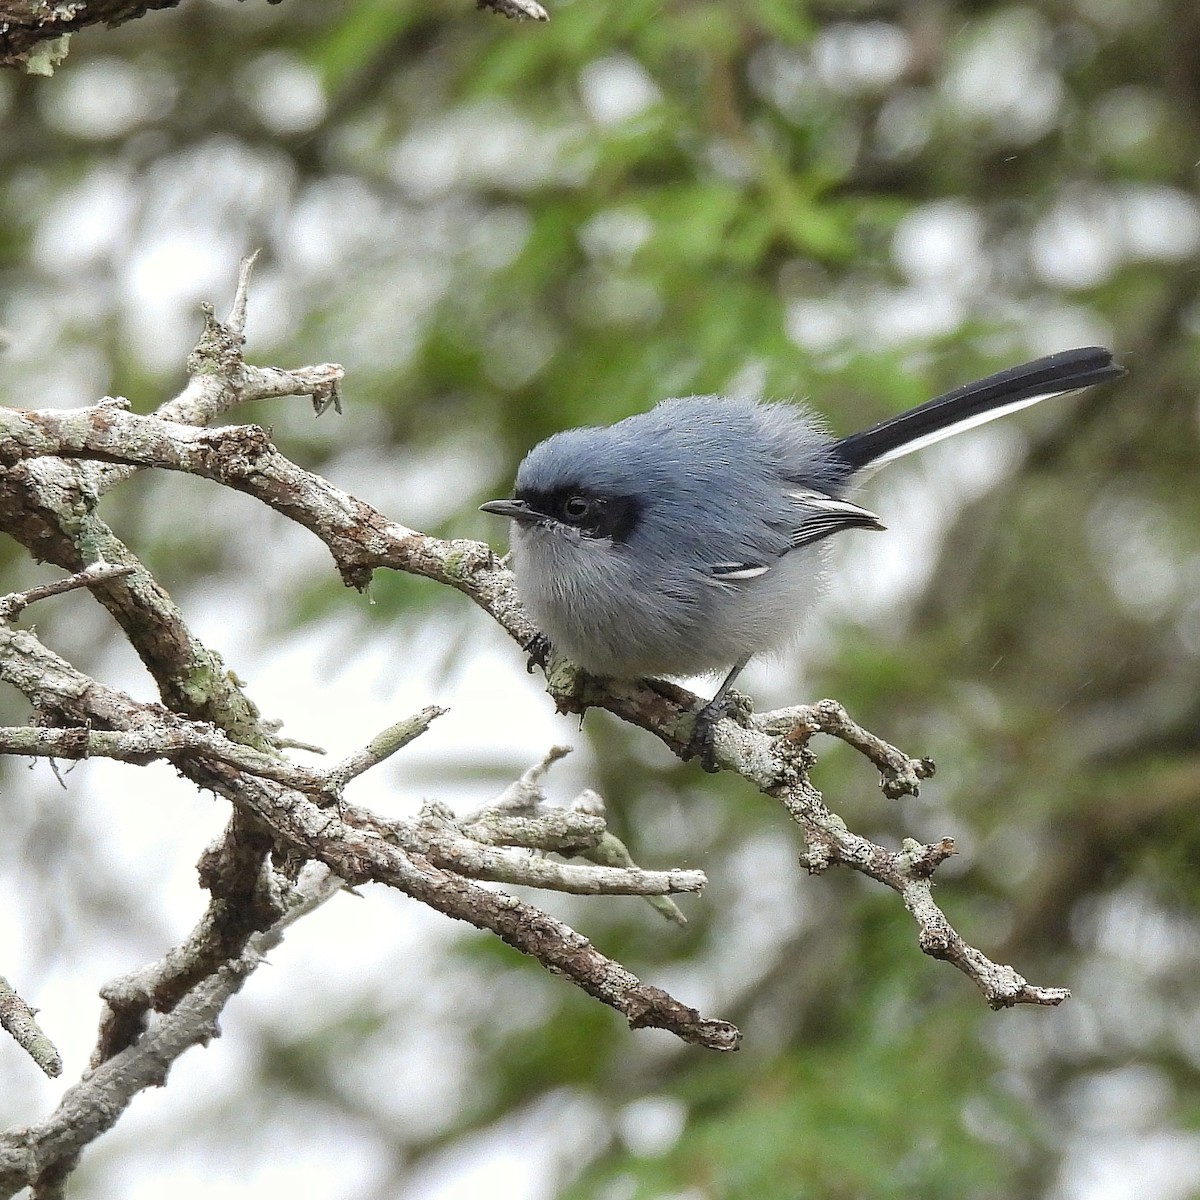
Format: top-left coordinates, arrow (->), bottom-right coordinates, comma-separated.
482,347 -> 1124,767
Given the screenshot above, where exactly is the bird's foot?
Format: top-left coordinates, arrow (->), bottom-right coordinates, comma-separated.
523,632 -> 552,674
682,690 -> 752,773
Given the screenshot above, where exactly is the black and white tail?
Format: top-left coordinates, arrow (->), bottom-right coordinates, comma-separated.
832,347 -> 1125,474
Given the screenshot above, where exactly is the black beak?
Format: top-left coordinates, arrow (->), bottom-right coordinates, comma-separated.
480,498 -> 539,523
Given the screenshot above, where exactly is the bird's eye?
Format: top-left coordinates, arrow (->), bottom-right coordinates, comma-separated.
563,495 -> 591,520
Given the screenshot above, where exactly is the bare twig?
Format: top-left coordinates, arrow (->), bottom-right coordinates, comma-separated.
322,708 -> 446,796
0,697 -> 703,902
759,698 -> 937,799
407,801 -> 705,899
0,723 -> 336,794
0,867 -> 342,1199
224,248 -> 259,339
0,562 -> 136,623
165,296 -> 344,429
569,790 -> 689,927
489,743 -> 573,810
0,977 -> 62,1079
0,625 -> 729,1049
457,802 -> 606,850
453,746 -> 689,923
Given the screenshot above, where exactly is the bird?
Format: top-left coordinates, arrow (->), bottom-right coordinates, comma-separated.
481,347 -> 1125,768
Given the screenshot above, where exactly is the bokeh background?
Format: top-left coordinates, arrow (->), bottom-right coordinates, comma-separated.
1,0 -> 1199,1196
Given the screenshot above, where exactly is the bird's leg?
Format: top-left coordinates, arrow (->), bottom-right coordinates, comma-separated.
683,656 -> 751,773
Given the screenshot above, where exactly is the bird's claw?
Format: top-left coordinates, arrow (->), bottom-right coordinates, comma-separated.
681,689 -> 753,773
682,697 -> 730,773
523,632 -> 552,674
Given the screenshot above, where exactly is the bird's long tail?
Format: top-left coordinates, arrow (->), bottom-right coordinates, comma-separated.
831,346 -> 1125,474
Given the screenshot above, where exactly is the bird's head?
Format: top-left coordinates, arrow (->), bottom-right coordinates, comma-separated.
481,424 -> 651,547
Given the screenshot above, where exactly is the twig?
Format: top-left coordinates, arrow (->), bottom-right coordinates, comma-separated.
0,867 -> 341,1199
0,977 -> 62,1079
759,698 -> 936,799
490,743 -> 572,809
407,801 -> 705,898
457,803 -> 607,850
893,838 -> 1070,1007
0,701 -> 704,903
476,0 -> 549,20
0,625 -> 729,1045
456,746 -> 689,923
570,791 -> 689,927
0,562 -> 136,623
413,808 -> 706,897
0,724 -> 336,794
322,708 -> 446,796
225,248 -> 259,339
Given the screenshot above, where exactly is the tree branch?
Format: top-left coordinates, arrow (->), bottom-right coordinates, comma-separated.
759,698 -> 936,800
0,0 -> 547,73
0,867 -> 341,1199
0,624 -> 730,1050
0,697 -> 706,900
0,1 -> 185,73
0,254 -> 1072,1198
0,977 -> 61,1079
0,394 -> 1069,1007
0,562 -> 136,623
0,267 -> 1065,1200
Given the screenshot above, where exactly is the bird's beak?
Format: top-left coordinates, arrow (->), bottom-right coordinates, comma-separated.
480,498 -> 539,523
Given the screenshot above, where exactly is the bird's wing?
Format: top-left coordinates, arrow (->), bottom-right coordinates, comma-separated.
782,487 -> 886,550
709,561 -> 772,581
703,489 -> 883,586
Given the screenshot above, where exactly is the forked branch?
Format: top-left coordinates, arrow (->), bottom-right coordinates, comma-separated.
0,260 -> 1067,1197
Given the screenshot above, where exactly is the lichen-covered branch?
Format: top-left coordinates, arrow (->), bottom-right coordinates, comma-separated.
759,698 -> 936,800
0,257 -> 342,748
0,867 -> 341,1199
0,689 -> 704,902
0,977 -> 61,1079
0,261 -> 1068,1199
0,624 -> 728,1051
0,0 -> 545,73
0,386 -> 1069,1006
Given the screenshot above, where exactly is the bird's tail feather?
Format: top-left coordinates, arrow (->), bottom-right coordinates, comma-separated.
832,347 -> 1125,474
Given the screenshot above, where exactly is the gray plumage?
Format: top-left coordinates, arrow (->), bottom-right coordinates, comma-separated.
482,348 -> 1125,694
501,397 -> 863,678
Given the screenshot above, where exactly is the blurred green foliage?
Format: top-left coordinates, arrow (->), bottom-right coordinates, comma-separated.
2,0 -> 1200,1196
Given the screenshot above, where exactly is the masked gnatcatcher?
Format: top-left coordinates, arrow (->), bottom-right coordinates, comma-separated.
482,347 -> 1125,768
